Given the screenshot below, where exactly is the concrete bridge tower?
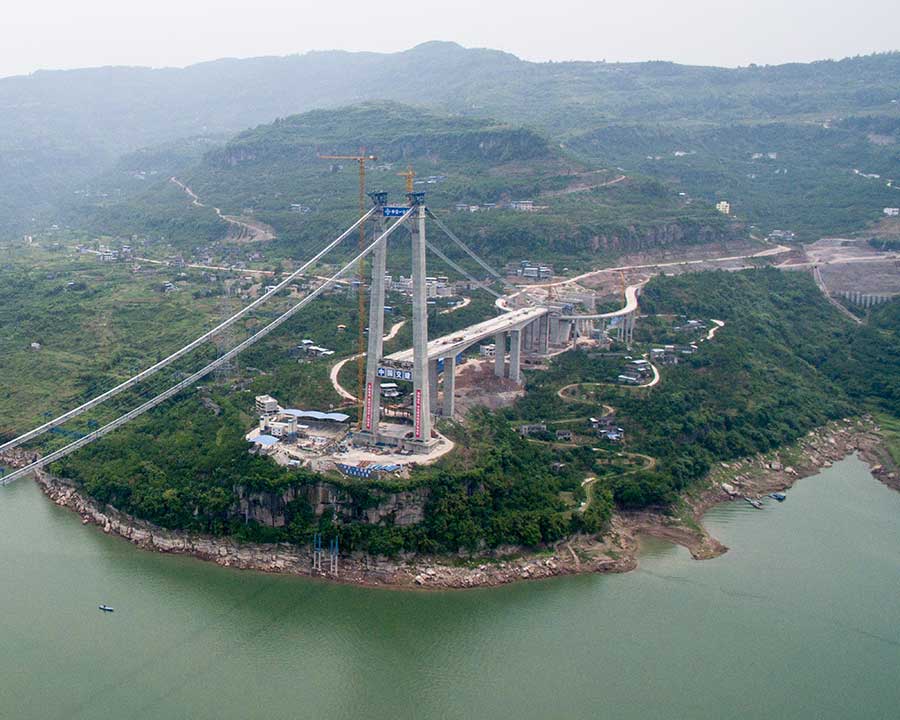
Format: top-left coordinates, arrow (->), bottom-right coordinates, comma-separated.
361,192 -> 388,440
409,192 -> 433,447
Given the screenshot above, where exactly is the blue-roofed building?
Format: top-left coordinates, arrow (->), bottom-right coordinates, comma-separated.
249,433 -> 279,455
282,409 -> 350,424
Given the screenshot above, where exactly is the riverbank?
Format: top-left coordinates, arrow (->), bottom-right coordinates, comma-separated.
34,415 -> 894,590
620,415 -> 895,561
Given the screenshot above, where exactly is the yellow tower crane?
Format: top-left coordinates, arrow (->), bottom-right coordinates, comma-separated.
318,151 -> 377,427
397,166 -> 416,195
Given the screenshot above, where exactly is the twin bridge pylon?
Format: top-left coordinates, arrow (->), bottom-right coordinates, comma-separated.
356,191 -> 436,450
353,191 -> 557,452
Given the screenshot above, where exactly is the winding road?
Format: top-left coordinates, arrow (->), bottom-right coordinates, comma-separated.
329,320 -> 407,402
171,177 -> 277,243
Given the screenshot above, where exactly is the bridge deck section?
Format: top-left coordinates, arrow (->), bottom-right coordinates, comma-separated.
386,306 -> 549,364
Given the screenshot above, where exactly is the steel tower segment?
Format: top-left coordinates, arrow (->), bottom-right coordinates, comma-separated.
1,208 -> 415,486
0,208 -> 378,454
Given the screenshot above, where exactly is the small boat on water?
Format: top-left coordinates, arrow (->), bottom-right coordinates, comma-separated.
98,605 -> 114,613
769,492 -> 786,502
744,496 -> 763,509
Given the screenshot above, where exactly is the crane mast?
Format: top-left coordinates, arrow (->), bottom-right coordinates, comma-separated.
319,151 -> 377,428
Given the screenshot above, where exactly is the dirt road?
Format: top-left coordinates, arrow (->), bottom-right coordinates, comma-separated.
171,177 -> 276,243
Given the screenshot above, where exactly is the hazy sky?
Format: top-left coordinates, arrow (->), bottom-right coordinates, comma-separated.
3,0 -> 897,78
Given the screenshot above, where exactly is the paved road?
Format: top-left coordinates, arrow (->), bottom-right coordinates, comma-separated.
386,306 -> 549,364
329,320 -> 407,402
705,319 -> 725,340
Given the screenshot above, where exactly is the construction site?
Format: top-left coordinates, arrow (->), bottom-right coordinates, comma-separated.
240,175 -> 645,478
5,154 -> 898,489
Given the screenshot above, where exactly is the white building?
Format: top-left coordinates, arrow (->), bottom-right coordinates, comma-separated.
255,394 -> 280,416
716,200 -> 731,215
883,208 -> 900,217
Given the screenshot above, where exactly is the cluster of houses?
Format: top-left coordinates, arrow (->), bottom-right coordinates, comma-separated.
517,423 -> 578,442
385,274 -> 462,299
78,243 -> 134,262
617,358 -> 653,385
248,395 -> 350,456
649,344 -> 697,365
454,199 -> 541,213
516,413 -> 625,444
292,339 -> 335,359
590,415 -> 625,442
767,229 -> 796,242
506,260 -> 554,281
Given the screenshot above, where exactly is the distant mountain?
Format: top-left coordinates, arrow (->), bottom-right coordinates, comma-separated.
2,42 -> 899,237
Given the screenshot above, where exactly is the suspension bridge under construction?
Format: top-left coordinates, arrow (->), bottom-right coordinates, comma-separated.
0,189 -> 641,486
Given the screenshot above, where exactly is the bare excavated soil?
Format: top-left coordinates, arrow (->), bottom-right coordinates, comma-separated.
453,359 -> 524,416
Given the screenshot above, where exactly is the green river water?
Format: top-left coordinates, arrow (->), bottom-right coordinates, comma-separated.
2,454 -> 899,719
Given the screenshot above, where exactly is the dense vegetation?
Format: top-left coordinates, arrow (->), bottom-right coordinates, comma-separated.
508,269 -> 900,508
44,266 -> 898,556
8,235 -> 898,557
4,42 -> 900,555
567,117 -> 900,240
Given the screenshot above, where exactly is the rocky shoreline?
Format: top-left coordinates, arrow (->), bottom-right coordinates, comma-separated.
33,416 -> 894,590
620,416 -> 895,561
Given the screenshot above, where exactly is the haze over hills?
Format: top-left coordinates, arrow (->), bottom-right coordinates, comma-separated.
3,41 -> 900,239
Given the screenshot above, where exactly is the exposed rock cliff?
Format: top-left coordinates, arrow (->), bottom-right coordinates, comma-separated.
233,482 -> 429,528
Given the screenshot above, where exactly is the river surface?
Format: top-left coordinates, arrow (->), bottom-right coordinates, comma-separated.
2,454 -> 899,719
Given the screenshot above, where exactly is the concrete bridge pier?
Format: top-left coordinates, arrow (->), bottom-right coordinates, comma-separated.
548,313 -> 561,345
523,322 -> 534,352
360,197 -> 387,440
538,314 -> 549,354
494,331 -> 506,378
410,202 -> 432,445
443,356 -> 456,417
428,359 -> 439,414
509,329 -> 522,382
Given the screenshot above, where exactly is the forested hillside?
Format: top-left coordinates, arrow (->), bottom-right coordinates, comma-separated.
567,116 -> 900,239
3,42 -> 899,239
74,102 -> 732,264
509,270 -> 900,508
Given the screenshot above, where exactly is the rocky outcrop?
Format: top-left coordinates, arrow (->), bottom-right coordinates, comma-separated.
589,222 -> 736,253
233,482 -> 429,528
